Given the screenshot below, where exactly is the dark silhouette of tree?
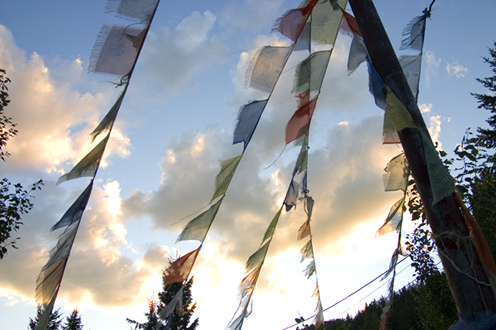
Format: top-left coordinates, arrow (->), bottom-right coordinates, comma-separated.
61,309 -> 84,330
127,277 -> 199,330
0,69 -> 43,259
29,305 -> 62,330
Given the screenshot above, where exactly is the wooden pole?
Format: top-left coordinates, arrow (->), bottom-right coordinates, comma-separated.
348,0 -> 496,324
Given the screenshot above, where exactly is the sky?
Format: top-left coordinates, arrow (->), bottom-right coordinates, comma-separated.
0,0 -> 495,329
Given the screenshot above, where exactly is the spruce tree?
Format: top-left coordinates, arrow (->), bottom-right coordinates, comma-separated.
28,306 -> 62,330
62,309 -> 84,330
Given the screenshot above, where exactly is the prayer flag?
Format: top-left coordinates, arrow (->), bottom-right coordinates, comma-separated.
245,240 -> 271,272
163,247 -> 201,286
293,51 -> 332,94
57,134 -> 109,185
376,197 -> 405,237
89,25 -> 145,76
340,10 -> 361,36
286,95 -> 318,144
399,55 -> 422,101
367,59 -> 387,110
90,85 -> 127,142
247,46 -> 293,93
400,15 -> 426,51
383,153 -> 409,192
233,100 -> 268,151
347,33 -> 367,74
308,0 -> 346,45
262,207 -> 283,244
176,197 -> 223,243
298,220 -> 311,241
105,0 -> 159,21
284,179 -> 300,211
300,240 -> 314,261
383,87 -> 417,137
51,181 -> 93,231
158,286 -> 184,321
211,155 -> 242,202
271,0 -> 319,42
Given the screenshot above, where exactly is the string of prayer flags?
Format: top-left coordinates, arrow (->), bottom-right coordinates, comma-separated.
293,50 -> 332,94
88,25 -> 146,76
271,0 -> 319,42
51,181 -> 93,232
56,134 -> 110,185
211,155 -> 242,202
176,197 -> 224,243
105,0 -> 160,21
233,99 -> 268,151
163,246 -> 201,286
36,222 -> 80,305
246,45 -> 294,93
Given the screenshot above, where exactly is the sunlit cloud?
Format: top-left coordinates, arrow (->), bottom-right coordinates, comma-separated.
446,61 -> 468,78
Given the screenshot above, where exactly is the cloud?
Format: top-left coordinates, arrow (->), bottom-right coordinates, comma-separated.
219,0 -> 285,32
0,25 -> 130,176
446,61 -> 468,78
134,11 -> 229,102
424,50 -> 441,86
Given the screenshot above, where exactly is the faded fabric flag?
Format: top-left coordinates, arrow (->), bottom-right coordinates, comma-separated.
57,134 -> 109,185
105,0 -> 159,21
293,50 -> 332,94
383,153 -> 409,192
271,0 -> 319,42
383,87 -> 416,137
90,85 -> 127,142
376,196 -> 405,237
176,197 -> 223,243
298,220 -> 311,241
163,246 -> 201,286
286,95 -> 318,144
89,25 -> 145,76
340,9 -> 361,36
307,0 -> 347,45
367,59 -> 387,110
285,179 -> 300,211
399,54 -> 422,101
36,223 -> 79,305
348,33 -> 367,74
247,46 -> 293,93
233,99 -> 268,151
211,155 -> 242,202
245,240 -> 271,272
262,207 -> 283,244
400,15 -> 426,51
51,181 -> 93,231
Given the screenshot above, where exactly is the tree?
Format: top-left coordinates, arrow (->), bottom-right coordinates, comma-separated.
62,309 -> 84,330
29,305 -> 62,330
127,277 -> 199,330
0,69 -> 43,259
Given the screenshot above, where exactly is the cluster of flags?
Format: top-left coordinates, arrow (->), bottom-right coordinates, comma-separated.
32,1 -> 460,330
33,1 -> 160,329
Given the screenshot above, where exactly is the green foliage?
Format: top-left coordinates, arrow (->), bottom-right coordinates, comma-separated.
0,69 -> 43,259
0,68 -> 17,161
29,306 -> 63,330
62,309 -> 84,330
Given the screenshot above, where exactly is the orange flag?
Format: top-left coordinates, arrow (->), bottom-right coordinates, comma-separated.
163,246 -> 201,286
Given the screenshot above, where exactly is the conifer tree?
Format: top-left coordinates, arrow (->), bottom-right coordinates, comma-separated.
28,305 -> 62,330
62,309 -> 84,330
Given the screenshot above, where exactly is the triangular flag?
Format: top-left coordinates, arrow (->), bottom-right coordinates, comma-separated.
298,220 -> 311,241
176,197 -> 223,243
286,95 -> 318,144
163,246 -> 201,286
376,196 -> 405,237
245,239 -> 271,272
211,155 -> 242,202
262,207 -> 283,244
57,134 -> 109,185
300,240 -> 314,261
51,181 -> 93,231
271,0 -> 319,42
233,99 -> 268,151
284,179 -> 300,211
340,10 -> 361,36
90,85 -> 127,142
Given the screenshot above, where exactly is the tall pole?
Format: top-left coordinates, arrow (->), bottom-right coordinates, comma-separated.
348,0 -> 496,325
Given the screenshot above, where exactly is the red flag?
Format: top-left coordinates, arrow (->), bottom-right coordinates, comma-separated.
286,94 -> 319,144
272,0 -> 319,42
163,246 -> 200,286
340,10 -> 361,36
